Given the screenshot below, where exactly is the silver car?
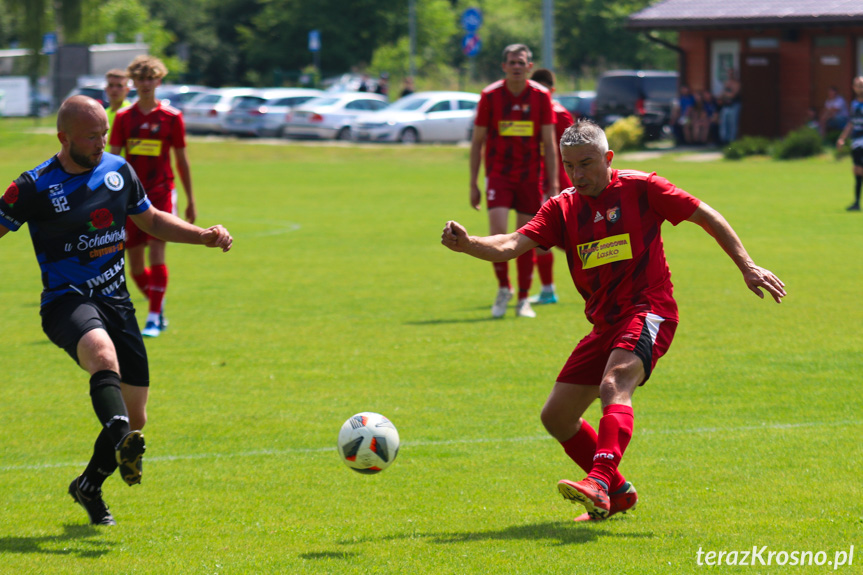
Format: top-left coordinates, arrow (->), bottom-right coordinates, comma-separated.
351,91 -> 480,143
222,88 -> 324,137
183,87 -> 257,134
156,85 -> 214,114
283,92 -> 389,140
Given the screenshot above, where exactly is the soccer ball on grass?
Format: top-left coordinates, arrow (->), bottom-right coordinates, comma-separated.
337,412 -> 400,474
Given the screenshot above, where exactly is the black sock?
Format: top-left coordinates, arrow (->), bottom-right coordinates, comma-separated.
89,370 -> 130,446
855,175 -> 862,205
79,429 -> 118,493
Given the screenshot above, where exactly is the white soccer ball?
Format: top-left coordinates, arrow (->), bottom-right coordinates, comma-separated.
337,412 -> 400,474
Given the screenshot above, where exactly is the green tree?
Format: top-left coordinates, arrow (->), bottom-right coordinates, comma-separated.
555,0 -> 678,82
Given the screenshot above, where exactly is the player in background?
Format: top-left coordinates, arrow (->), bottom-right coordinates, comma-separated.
110,55 -> 196,337
443,119 -> 785,521
104,68 -> 132,140
0,96 -> 232,525
837,76 -> 863,211
528,68 -> 574,306
469,44 -> 558,318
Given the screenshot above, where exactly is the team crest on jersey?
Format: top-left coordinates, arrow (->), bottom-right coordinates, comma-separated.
104,171 -> 124,191
606,206 -> 620,223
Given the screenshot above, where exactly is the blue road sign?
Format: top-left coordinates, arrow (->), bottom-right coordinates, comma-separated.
462,33 -> 481,58
461,8 -> 483,33
308,30 -> 321,53
42,32 -> 58,55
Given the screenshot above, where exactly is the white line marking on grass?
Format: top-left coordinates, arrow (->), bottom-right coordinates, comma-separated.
2,420 -> 860,472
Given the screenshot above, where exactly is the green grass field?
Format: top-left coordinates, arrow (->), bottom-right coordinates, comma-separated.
0,119 -> 861,574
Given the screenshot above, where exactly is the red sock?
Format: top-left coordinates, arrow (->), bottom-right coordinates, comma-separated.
516,248 -> 535,299
148,264 -> 168,314
131,268 -> 151,298
560,419 -> 626,491
535,251 -> 554,286
589,404 -> 634,490
493,262 -> 510,290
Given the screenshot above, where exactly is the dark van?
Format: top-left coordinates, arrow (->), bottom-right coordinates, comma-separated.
593,70 -> 678,140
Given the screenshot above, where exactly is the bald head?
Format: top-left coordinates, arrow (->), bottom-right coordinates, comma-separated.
57,95 -> 107,133
56,95 -> 109,173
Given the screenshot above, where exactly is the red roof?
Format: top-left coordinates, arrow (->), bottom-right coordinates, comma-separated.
628,0 -> 863,29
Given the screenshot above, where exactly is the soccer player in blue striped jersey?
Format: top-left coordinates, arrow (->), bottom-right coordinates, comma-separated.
0,96 -> 233,525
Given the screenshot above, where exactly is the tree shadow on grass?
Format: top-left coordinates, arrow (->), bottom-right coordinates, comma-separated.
298,550 -> 359,561
0,524 -> 113,558
339,520 -> 654,547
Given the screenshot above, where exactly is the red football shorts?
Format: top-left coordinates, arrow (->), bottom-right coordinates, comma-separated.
485,174 -> 542,215
557,312 -> 678,385
126,188 -> 177,248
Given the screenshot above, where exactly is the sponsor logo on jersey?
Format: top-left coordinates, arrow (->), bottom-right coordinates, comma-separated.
48,183 -> 64,198
577,233 -> 633,270
2,182 -> 18,206
127,139 -> 162,157
606,206 -> 620,223
499,120 -> 534,137
88,208 -> 115,231
105,171 -> 124,191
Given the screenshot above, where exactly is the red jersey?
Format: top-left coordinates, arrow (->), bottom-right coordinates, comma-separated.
109,101 -> 186,197
474,79 -> 555,183
550,101 -> 573,191
518,169 -> 700,330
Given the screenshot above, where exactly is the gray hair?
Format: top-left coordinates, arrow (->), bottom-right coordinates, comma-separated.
501,44 -> 532,63
560,119 -> 609,154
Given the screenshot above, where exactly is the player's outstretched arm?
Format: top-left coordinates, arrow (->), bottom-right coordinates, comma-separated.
687,202 -> 786,303
441,220 -> 536,262
130,206 -> 232,252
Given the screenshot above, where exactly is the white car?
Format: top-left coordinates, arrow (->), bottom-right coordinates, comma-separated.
351,91 -> 480,143
283,92 -> 389,140
183,87 -> 257,134
222,88 -> 324,137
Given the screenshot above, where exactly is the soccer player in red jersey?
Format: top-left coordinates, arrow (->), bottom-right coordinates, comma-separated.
110,56 -> 196,337
528,68 -> 574,306
443,119 -> 786,521
469,44 -> 558,319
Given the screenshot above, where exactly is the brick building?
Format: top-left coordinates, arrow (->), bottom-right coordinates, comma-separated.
628,0 -> 863,137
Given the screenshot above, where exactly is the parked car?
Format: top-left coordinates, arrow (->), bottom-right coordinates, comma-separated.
222,88 -> 324,137
556,90 -> 596,121
351,91 -> 480,143
283,92 -> 389,140
65,84 -> 137,108
592,70 -> 678,140
155,85 -> 213,113
183,87 -> 257,134
323,73 -> 381,93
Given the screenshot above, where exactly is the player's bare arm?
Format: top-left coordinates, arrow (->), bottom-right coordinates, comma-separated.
441,220 -> 537,261
130,205 -> 232,252
469,125 -> 487,210
109,145 -> 122,155
687,202 -> 786,303
542,123 -> 559,198
0,223 -> 9,240
173,147 -> 196,224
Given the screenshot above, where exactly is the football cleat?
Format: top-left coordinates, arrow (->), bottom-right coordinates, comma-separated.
847,203 -> 861,212
116,430 -> 146,486
69,477 -> 116,525
558,477 -> 611,520
528,290 -> 558,305
491,288 -> 513,318
573,482 -> 637,522
158,312 -> 169,332
141,321 -> 160,338
515,298 -> 536,318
